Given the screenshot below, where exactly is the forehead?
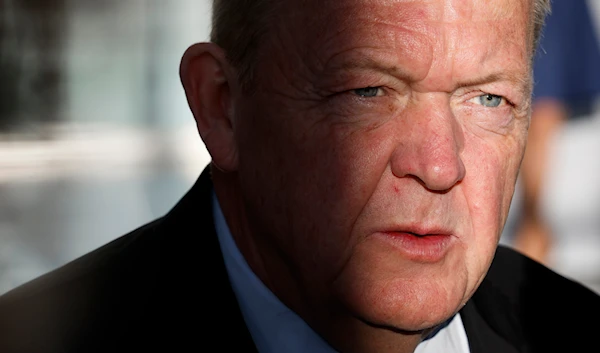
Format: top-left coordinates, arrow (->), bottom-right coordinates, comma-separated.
280,0 -> 530,24
262,0 -> 532,90
279,0 -> 532,52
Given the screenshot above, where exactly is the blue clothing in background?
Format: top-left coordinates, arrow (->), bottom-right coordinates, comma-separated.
533,0 -> 600,117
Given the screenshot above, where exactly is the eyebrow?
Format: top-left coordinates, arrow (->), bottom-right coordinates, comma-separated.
319,52 -> 421,86
324,51 -> 414,78
455,72 -> 532,96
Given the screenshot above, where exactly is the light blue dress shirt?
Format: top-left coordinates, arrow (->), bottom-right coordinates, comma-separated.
212,191 -> 470,353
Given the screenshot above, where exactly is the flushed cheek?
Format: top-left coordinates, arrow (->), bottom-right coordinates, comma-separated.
463,141 -> 520,241
291,110 -> 394,193
299,126 -> 395,243
242,114 -> 394,275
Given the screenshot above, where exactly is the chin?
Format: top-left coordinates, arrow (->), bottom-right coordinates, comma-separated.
333,247 -> 470,333
364,287 -> 462,333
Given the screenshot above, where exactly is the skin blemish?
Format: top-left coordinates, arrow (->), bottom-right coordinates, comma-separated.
388,102 -> 396,113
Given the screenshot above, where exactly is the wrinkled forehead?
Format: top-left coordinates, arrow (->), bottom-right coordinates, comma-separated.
264,0 -> 533,69
280,0 -> 531,18
274,0 -> 532,40
252,0 -> 533,96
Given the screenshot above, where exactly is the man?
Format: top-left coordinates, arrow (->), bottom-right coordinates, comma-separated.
0,0 -> 599,352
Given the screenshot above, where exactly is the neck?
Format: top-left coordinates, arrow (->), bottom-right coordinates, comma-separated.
211,166 -> 271,286
212,166 -> 300,301
316,310 -> 431,353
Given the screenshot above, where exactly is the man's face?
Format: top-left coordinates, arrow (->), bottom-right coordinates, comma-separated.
232,0 -> 531,334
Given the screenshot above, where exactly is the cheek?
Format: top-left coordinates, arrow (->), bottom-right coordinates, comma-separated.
462,133 -> 524,241
237,102 -> 396,274
291,126 -> 395,265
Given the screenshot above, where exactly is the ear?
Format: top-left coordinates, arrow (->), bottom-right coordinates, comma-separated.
180,42 -> 238,172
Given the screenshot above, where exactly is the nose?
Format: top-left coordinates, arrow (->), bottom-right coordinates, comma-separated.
390,94 -> 465,192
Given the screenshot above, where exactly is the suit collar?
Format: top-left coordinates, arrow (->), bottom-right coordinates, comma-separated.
157,166 -> 259,352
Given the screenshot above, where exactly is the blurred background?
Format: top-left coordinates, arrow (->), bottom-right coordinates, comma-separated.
1,0 -> 599,296
500,0 -> 600,295
0,0 -> 212,294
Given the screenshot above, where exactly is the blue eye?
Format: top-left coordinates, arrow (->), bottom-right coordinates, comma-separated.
477,94 -> 504,107
353,87 -> 382,97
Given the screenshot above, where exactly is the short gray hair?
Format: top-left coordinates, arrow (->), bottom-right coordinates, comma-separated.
210,0 -> 277,90
211,0 -> 552,90
532,0 -> 552,51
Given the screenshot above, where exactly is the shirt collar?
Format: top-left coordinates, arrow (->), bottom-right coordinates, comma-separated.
213,191 -> 335,353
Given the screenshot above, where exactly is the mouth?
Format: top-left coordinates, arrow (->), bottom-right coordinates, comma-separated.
374,229 -> 455,263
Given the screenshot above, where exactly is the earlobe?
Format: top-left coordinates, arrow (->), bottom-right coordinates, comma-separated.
179,42 -> 239,172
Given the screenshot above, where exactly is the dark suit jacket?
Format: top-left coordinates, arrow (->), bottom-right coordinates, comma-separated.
0,167 -> 598,352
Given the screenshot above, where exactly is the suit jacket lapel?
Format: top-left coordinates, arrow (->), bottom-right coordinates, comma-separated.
156,166 -> 258,352
460,296 -> 520,353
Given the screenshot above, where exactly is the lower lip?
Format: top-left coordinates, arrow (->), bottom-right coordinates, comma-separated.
374,232 -> 454,263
